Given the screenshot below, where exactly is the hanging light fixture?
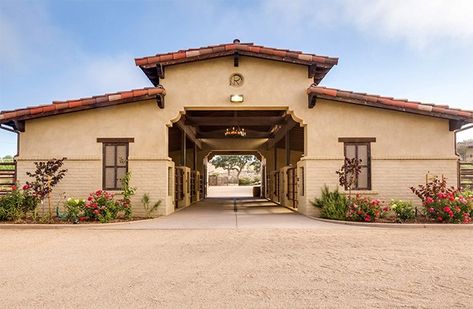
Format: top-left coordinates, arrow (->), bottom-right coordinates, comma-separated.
224,111 -> 246,137
225,126 -> 246,137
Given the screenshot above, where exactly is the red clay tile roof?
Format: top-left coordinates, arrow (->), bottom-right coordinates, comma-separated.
0,87 -> 165,124
135,40 -> 339,86
307,86 -> 473,122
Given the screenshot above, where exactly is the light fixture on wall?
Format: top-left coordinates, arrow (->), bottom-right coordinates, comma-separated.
229,94 -> 244,103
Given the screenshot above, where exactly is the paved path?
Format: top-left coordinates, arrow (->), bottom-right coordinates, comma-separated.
206,185 -> 254,197
100,198 -> 336,230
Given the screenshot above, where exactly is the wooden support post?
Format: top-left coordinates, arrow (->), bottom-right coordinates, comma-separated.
193,143 -> 197,170
285,133 -> 290,166
274,146 -> 277,171
181,129 -> 186,166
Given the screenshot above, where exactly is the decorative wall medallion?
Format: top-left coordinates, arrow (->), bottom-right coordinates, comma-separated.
229,73 -> 244,87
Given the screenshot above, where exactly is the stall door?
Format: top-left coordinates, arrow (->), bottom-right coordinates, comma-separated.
287,167 -> 298,208
175,168 -> 184,208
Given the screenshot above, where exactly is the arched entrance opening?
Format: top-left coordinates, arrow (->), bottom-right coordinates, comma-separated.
167,109 -> 305,211
206,151 -> 262,198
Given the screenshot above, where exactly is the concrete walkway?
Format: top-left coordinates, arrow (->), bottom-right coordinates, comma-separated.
100,198 -> 337,230
206,185 -> 254,197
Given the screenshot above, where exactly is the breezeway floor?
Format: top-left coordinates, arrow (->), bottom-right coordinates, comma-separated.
99,198 -> 335,230
206,185 -> 254,198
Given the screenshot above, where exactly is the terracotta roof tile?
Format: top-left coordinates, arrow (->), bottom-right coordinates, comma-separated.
307,86 -> 473,122
68,100 -> 82,108
134,41 -> 339,68
0,87 -> 165,123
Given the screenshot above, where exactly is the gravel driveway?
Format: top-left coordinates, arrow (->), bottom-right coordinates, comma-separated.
1,199 -> 472,308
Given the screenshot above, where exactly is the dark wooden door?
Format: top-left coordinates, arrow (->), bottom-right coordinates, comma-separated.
175,168 -> 184,208
287,167 -> 297,208
190,171 -> 196,203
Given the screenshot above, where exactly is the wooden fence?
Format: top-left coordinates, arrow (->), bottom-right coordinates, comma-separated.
460,162 -> 473,189
0,161 -> 16,195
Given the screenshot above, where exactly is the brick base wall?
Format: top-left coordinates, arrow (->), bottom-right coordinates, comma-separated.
296,158 -> 458,217
16,158 -> 175,218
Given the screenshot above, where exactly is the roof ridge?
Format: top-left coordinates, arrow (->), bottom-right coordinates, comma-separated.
134,41 -> 339,66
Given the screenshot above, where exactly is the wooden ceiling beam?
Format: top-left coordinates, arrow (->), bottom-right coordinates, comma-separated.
264,119 -> 298,150
175,118 -> 202,149
185,116 -> 286,126
196,129 -> 271,139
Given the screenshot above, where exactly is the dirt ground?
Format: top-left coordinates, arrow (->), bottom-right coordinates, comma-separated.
1,227 -> 472,308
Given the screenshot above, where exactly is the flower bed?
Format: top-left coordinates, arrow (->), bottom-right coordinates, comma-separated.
0,161 -> 160,224
312,177 -> 473,224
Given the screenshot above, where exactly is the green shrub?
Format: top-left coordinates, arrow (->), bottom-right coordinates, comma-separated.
0,185 -> 39,221
238,177 -> 252,186
63,198 -> 86,222
390,200 -> 415,222
311,186 -> 348,220
118,172 -> 136,220
0,190 -> 23,221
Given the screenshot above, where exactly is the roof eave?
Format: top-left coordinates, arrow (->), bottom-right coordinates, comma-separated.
307,87 -> 473,123
0,88 -> 166,124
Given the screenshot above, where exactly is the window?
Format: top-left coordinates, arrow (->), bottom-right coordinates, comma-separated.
339,138 -> 375,190
97,138 -> 133,190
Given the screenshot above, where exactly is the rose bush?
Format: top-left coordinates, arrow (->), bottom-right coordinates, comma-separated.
424,191 -> 472,224
81,190 -> 120,223
411,176 -> 472,224
346,194 -> 388,222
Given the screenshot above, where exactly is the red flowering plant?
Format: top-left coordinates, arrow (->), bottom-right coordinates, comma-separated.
423,191 -> 472,223
81,190 -> 120,223
346,194 -> 388,222
411,176 -> 472,224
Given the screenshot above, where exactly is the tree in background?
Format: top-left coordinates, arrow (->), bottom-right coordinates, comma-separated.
0,155 -> 15,171
457,139 -> 473,161
210,155 -> 259,182
249,159 -> 261,173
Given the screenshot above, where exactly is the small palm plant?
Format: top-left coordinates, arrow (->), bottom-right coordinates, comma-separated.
141,193 -> 161,218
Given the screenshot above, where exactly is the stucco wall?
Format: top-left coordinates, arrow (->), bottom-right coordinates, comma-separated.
15,55 -> 458,217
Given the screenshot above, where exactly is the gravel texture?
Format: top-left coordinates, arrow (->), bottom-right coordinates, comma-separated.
1,227 -> 472,308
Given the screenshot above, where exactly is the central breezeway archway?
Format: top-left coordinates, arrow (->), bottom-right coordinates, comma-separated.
206,151 -> 262,198
167,109 -> 305,213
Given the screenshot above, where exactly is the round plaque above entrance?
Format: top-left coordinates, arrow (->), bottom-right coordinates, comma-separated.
229,73 -> 244,87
